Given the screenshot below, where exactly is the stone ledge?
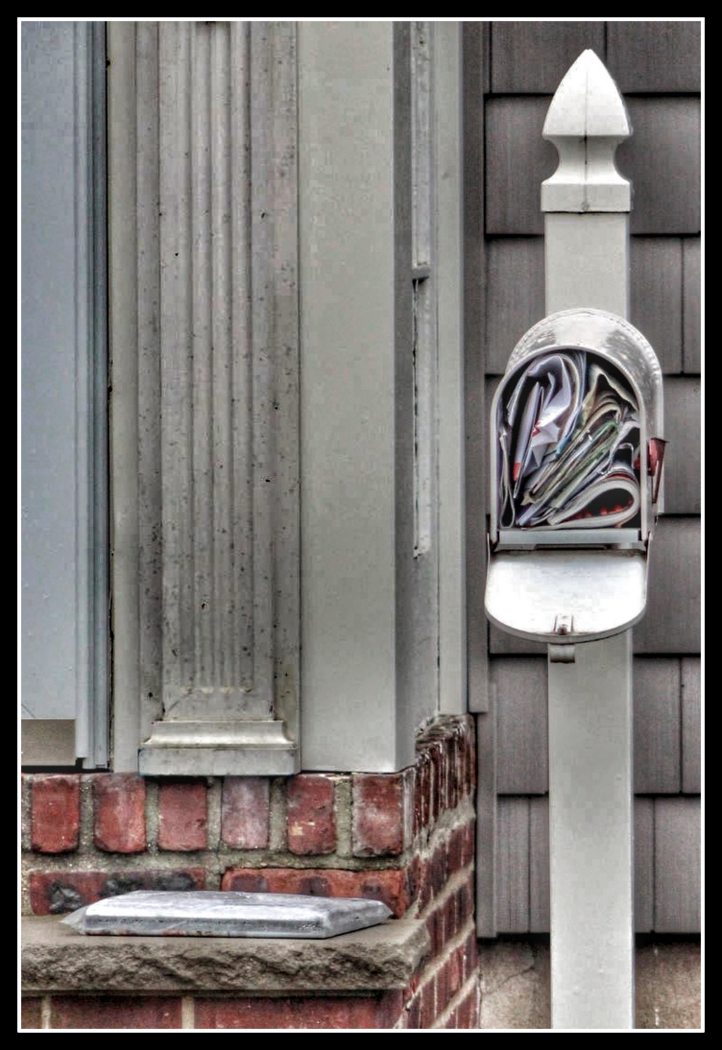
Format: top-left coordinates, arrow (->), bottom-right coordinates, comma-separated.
22,915 -> 430,995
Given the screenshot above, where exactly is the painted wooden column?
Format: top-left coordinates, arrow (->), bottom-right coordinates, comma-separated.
109,22 -> 300,775
542,51 -> 634,1029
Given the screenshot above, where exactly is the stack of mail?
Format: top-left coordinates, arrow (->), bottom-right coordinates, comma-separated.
497,351 -> 641,530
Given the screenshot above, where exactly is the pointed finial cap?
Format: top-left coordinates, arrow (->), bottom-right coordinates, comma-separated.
542,50 -> 632,213
543,49 -> 631,139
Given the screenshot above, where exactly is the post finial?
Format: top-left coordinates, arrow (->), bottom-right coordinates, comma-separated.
542,49 -> 632,214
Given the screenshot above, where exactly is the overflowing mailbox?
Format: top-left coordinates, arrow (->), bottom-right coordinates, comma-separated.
485,307 -> 665,645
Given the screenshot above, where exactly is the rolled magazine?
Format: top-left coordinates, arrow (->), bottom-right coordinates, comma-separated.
497,351 -> 641,530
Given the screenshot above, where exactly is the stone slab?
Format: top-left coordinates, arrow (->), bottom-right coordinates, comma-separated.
22,913 -> 430,995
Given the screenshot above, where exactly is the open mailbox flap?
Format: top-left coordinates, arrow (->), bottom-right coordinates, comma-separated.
485,547 -> 647,644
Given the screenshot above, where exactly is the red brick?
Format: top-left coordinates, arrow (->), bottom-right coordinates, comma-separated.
420,976 -> 436,1030
407,854 -> 422,904
195,996 -> 387,1030
436,957 -> 450,1013
455,730 -> 467,800
29,869 -> 206,915
287,775 -> 336,855
456,982 -> 480,1029
426,912 -> 439,957
447,826 -> 463,874
378,989 -> 405,1028
50,996 -> 182,1029
29,872 -> 106,915
414,752 -> 430,834
293,997 -> 384,1029
31,776 -> 80,854
221,777 -> 270,849
459,875 -> 475,926
428,743 -> 443,822
467,725 -> 477,794
448,733 -> 459,809
458,939 -> 468,985
465,931 -> 479,972
21,998 -> 42,1029
158,781 -> 208,851
196,998 -> 293,1029
222,870 -> 269,893
352,773 -> 408,857
430,844 -> 448,896
447,945 -> 462,998
446,889 -> 459,939
221,866 -> 413,917
407,994 -> 422,1029
93,774 -> 146,853
417,855 -> 433,913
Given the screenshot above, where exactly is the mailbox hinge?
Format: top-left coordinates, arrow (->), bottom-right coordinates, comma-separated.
549,643 -> 576,663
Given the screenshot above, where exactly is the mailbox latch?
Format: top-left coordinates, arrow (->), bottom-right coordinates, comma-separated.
550,614 -> 576,663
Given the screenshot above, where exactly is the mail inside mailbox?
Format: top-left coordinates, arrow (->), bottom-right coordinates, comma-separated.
497,350 -> 641,530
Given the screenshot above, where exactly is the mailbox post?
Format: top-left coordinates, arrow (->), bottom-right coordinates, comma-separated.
485,52 -> 665,1029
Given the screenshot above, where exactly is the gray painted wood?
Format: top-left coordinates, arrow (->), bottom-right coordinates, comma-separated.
435,23 -> 467,717
490,623 -> 547,657
299,22 -> 418,771
485,238 -> 545,374
475,711 -> 498,937
683,238 -> 701,374
112,22 -> 301,773
529,796 -> 550,933
634,797 -> 655,934
490,656 -> 688,793
498,796 -> 691,934
617,98 -> 701,236
108,23 -> 164,768
22,22 -> 108,767
464,21 -> 491,716
547,633 -> 634,1028
493,658 -> 548,794
663,378 -> 701,515
633,659 -> 681,795
607,21 -> 701,94
630,237 -> 683,374
406,24 -> 441,739
490,21 -> 605,94
654,797 -> 701,933
496,797 -> 530,933
487,97 -> 700,237
480,20 -> 491,96
147,22 -> 299,755
485,97 -> 556,235
681,657 -> 701,795
633,518 -> 701,655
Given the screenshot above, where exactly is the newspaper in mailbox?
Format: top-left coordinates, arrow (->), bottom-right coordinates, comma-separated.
497,351 -> 641,530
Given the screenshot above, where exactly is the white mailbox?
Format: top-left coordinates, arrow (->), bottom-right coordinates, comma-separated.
485,307 -> 665,646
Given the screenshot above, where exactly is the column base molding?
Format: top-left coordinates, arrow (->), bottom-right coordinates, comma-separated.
138,720 -> 299,776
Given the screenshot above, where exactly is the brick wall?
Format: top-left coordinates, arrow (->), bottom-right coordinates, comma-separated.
21,715 -> 479,1030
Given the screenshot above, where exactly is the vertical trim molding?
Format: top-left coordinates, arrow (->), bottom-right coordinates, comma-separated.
21,21 -> 108,768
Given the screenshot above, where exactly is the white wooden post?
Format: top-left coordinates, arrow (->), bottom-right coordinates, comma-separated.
542,51 -> 635,1030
